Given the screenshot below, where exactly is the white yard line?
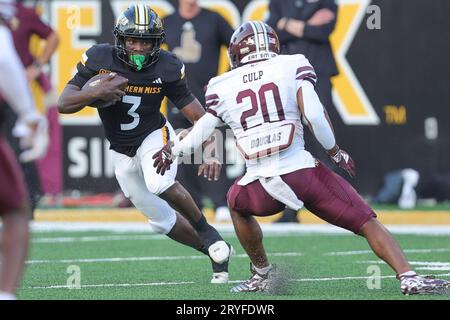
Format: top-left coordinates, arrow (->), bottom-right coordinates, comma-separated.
30,222 -> 450,235
26,273 -> 450,290
325,248 -> 450,256
26,281 -> 195,290
357,260 -> 450,271
32,234 -> 166,243
26,252 -> 303,264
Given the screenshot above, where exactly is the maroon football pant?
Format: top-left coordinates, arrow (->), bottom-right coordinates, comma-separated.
0,136 -> 27,214
227,161 -> 376,234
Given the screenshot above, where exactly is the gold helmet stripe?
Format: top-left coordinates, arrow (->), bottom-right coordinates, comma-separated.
134,4 -> 139,29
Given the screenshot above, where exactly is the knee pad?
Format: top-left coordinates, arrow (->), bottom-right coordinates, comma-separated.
147,209 -> 176,234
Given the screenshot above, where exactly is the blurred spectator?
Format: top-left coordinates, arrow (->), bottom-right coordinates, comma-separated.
0,0 -> 48,299
267,0 -> 339,223
163,0 -> 234,221
10,0 -> 61,206
373,169 -> 420,209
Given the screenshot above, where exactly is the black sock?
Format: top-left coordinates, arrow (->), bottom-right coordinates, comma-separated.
197,245 -> 209,256
193,216 -> 223,248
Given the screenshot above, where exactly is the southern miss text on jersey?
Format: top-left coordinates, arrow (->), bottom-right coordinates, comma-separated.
69,44 -> 195,157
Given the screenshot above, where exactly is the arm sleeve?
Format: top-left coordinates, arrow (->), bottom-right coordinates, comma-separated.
300,81 -> 335,150
295,56 -> 318,88
303,0 -> 338,43
172,112 -> 221,157
266,0 -> 298,43
165,76 -> 196,110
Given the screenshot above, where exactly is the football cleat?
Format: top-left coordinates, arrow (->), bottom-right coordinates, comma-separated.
230,264 -> 276,293
210,242 -> 234,284
399,274 -> 450,295
211,272 -> 229,284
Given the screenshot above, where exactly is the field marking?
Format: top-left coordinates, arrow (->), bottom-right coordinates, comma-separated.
357,260 -> 450,271
25,273 -> 450,290
30,222 -> 450,235
325,248 -> 450,256
26,252 -> 303,265
26,281 -> 194,290
32,234 -> 166,243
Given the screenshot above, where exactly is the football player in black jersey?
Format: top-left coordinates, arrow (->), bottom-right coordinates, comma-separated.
57,4 -> 232,284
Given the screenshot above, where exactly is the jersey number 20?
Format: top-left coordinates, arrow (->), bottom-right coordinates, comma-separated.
237,82 -> 285,131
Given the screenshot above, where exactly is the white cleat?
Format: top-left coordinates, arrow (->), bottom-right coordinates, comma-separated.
211,272 -> 229,284
208,240 -> 230,264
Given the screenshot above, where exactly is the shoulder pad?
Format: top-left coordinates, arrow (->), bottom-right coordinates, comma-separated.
157,50 -> 186,82
81,44 -> 114,72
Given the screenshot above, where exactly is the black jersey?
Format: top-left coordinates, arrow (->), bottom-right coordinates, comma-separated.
68,44 -> 195,157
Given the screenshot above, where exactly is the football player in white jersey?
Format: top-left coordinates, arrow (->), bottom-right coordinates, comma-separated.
153,21 -> 450,295
0,0 -> 48,300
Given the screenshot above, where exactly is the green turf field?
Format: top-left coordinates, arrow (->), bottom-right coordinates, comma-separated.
19,230 -> 450,300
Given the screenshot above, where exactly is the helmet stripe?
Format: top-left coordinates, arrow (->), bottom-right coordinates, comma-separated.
138,4 -> 145,31
134,4 -> 139,29
258,21 -> 269,52
248,21 -> 260,53
144,5 -> 149,31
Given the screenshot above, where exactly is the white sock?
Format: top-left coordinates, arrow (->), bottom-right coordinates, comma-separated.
399,271 -> 417,278
254,264 -> 272,275
0,291 -> 16,300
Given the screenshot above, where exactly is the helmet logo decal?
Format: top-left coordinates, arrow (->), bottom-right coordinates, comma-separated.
117,14 -> 129,26
154,18 -> 163,30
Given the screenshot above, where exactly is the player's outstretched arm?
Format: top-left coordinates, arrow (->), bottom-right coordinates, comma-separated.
297,81 -> 355,177
153,113 -> 221,176
172,113 -> 221,158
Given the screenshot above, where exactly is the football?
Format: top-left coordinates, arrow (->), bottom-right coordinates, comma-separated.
82,73 -> 128,109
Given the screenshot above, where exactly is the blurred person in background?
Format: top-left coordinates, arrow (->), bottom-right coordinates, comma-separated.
0,0 -> 48,300
267,0 -> 339,223
163,0 -> 235,222
4,0 -> 61,208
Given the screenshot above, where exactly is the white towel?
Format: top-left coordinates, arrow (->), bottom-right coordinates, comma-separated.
259,176 -> 304,210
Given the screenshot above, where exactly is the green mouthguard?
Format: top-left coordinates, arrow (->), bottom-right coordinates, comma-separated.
130,54 -> 146,71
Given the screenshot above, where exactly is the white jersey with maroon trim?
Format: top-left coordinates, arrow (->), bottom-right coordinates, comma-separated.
205,54 -> 318,185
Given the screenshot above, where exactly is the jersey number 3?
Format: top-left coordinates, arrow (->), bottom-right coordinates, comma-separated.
120,95 -> 142,131
237,82 -> 285,131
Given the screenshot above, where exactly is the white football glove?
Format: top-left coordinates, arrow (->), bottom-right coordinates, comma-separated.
13,113 -> 49,163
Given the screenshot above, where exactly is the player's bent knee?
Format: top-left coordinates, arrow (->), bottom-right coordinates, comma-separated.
147,210 -> 176,235
227,185 -> 249,215
145,178 -> 175,196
